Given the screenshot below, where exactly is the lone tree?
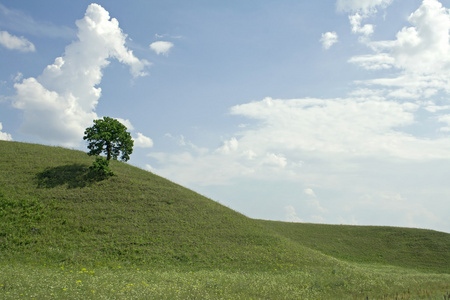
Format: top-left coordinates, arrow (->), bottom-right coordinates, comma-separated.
83,117 -> 134,162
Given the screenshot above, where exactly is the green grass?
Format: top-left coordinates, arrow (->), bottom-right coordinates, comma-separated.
259,221 -> 450,274
0,140 -> 449,299
1,264 -> 449,299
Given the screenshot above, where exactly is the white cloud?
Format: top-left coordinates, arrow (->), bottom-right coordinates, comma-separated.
148,94 -> 450,188
216,137 -> 239,154
263,153 -> 287,168
347,0 -> 450,110
348,53 -> 394,70
0,30 -> 35,52
349,13 -> 374,36
230,97 -> 446,160
117,118 -> 154,148
340,0 -> 392,44
303,188 -> 327,213
351,0 -> 450,76
12,4 -> 149,147
145,1 -> 450,233
149,41 -> 174,56
391,0 -> 450,74
304,188 -> 317,197
165,134 -> 209,154
337,0 -> 393,14
437,114 -> 450,132
116,118 -> 134,131
320,31 -> 338,49
0,122 -> 12,141
424,104 -> 450,113
284,205 -> 303,222
134,132 -> 154,148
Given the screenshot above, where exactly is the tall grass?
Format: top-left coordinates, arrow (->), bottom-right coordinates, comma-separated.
1,264 -> 449,299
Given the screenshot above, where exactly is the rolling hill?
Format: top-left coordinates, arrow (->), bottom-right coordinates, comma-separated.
0,140 -> 449,299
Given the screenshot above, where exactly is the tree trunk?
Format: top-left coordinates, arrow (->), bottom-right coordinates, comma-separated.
106,142 -> 111,161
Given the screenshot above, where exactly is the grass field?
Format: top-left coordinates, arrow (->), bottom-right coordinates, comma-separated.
0,141 -> 449,299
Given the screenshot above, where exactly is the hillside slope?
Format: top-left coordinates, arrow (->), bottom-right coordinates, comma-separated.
0,141 -> 334,270
1,141 -> 449,276
259,221 -> 450,274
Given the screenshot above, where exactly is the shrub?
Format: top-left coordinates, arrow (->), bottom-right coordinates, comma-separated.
88,156 -> 114,179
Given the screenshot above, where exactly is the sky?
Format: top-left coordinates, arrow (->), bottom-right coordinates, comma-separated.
1,0 -> 450,233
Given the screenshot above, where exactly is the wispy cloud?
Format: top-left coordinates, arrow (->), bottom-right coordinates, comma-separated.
284,205 -> 303,222
0,4 -> 74,39
336,0 -> 393,14
0,30 -> 35,52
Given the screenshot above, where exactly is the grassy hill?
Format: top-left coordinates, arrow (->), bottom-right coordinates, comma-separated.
259,221 -> 450,274
0,140 -> 449,299
0,141 -> 333,270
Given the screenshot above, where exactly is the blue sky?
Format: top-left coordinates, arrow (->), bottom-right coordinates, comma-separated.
2,0 -> 450,233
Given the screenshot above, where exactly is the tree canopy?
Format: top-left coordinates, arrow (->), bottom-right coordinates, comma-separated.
83,117 -> 134,162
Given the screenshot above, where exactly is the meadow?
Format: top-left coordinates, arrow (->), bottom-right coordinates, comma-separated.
0,141 -> 449,299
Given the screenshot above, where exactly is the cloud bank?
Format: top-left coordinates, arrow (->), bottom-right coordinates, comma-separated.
12,4 -> 149,146
146,0 -> 450,232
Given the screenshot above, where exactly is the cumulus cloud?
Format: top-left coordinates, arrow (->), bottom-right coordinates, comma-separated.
349,0 -> 450,102
391,0 -> 450,74
116,118 -> 134,131
349,13 -> 374,37
320,31 -> 338,49
351,0 -> 450,74
150,41 -> 174,56
134,132 -> 154,148
216,137 -> 239,154
339,0 -> 393,44
12,4 -> 149,146
0,30 -> 35,52
0,122 -> 12,141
